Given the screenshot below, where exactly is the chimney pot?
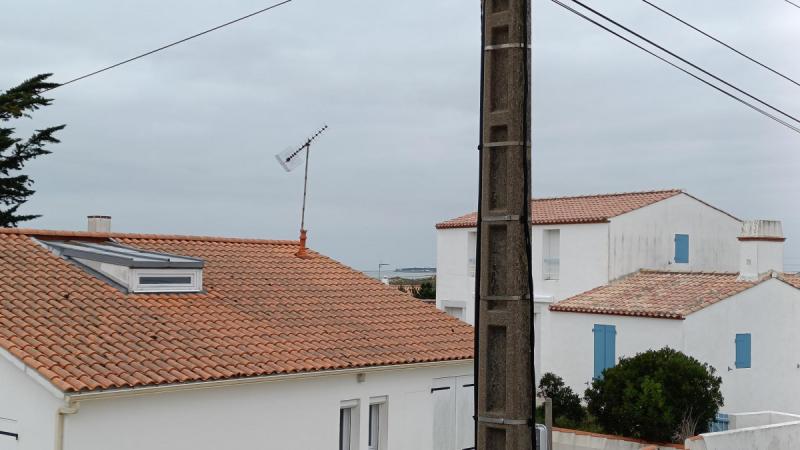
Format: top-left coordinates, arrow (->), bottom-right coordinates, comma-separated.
87,216 -> 111,233
738,220 -> 785,281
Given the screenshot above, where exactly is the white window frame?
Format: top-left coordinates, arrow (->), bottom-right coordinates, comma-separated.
444,306 -> 465,321
368,397 -> 388,450
467,231 -> 477,277
441,300 -> 467,322
131,268 -> 203,293
542,229 -> 560,280
339,399 -> 359,450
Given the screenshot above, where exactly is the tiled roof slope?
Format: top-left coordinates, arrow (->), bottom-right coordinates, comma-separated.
550,270 -> 765,319
0,229 -> 473,393
436,189 -> 683,229
782,273 -> 800,289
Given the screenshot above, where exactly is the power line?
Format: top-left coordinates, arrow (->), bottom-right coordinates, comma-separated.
567,0 -> 800,126
548,0 -> 800,135
46,0 -> 293,92
786,0 -> 800,10
641,0 -> 800,88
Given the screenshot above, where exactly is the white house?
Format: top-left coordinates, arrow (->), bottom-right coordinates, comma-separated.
435,189 -> 742,372
546,220 -> 800,415
0,221 -> 474,450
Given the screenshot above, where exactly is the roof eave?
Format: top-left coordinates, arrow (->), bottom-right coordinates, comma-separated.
63,358 -> 475,401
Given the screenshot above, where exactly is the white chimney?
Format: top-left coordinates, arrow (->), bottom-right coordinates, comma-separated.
87,216 -> 111,233
738,220 -> 784,281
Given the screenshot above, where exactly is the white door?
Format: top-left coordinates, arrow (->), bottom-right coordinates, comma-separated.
456,375 -> 475,450
432,376 -> 475,450
433,377 -> 457,450
0,419 -> 17,450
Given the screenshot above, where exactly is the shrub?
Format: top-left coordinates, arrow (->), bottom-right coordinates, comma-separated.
584,347 -> 723,443
411,281 -> 436,299
538,372 -> 586,425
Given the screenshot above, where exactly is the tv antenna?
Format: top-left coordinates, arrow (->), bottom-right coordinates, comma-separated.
275,125 -> 329,258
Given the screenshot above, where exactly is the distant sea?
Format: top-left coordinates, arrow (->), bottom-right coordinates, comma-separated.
362,268 -> 436,280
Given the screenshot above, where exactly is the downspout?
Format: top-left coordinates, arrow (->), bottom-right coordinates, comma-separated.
54,399 -> 79,450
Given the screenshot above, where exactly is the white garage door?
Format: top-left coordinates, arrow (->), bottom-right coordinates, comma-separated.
0,418 -> 18,450
432,375 -> 474,450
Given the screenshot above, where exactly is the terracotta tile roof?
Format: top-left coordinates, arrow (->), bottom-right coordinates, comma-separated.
550,270 -> 768,319
781,273 -> 800,289
0,228 -> 473,393
436,189 -> 684,229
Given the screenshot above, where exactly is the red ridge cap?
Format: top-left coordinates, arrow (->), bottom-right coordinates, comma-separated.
0,228 -> 299,245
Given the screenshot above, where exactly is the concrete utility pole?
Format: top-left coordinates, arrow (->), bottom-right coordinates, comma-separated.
475,0 -> 534,448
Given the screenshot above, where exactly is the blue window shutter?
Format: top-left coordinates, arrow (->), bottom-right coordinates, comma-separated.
605,325 -> 616,372
593,325 -> 604,379
735,334 -> 751,369
593,325 -> 617,379
675,234 -> 689,263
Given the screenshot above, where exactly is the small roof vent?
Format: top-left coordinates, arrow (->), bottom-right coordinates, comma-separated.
44,240 -> 203,293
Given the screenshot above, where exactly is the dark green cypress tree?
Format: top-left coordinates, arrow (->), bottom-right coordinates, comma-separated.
0,74 -> 65,227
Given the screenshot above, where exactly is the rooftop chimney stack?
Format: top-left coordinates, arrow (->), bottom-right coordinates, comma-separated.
738,220 -> 785,281
87,216 -> 111,233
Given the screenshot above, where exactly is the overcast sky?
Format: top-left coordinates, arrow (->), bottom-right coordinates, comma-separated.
3,0 -> 799,271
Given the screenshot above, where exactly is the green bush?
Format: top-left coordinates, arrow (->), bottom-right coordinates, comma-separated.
584,347 -> 723,443
538,372 -> 586,425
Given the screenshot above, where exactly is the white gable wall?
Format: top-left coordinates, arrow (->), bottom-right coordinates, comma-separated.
436,228 -> 475,323
61,361 -> 473,450
684,279 -> 800,414
608,194 -> 741,279
0,352 -> 62,450
531,222 -> 610,301
545,279 -> 800,415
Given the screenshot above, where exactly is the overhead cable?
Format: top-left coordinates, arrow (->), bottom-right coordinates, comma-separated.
566,0 -> 800,126
46,0 -> 293,92
641,0 -> 800,88
549,0 -> 800,135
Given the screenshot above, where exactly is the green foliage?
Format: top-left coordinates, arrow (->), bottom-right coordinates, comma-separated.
0,74 -> 64,227
584,347 -> 723,443
538,372 -> 586,425
411,281 -> 436,299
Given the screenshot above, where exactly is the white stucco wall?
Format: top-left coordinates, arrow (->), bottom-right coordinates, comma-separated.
60,361 -> 473,450
684,279 -> 800,414
0,356 -> 473,450
531,223 -> 610,302
546,279 -> 800,415
608,194 -> 741,279
543,313 -> 684,395
436,193 -> 741,327
0,351 -> 62,450
436,222 -> 609,326
436,228 -> 475,323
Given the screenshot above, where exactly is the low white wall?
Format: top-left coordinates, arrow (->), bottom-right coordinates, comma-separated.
553,428 -> 679,450
686,411 -> 800,450
686,421 -> 800,450
728,411 -> 800,429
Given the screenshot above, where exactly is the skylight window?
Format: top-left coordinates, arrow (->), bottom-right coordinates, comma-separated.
41,240 -> 204,293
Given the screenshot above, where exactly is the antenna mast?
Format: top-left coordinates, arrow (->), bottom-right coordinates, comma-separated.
275,125 -> 329,258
